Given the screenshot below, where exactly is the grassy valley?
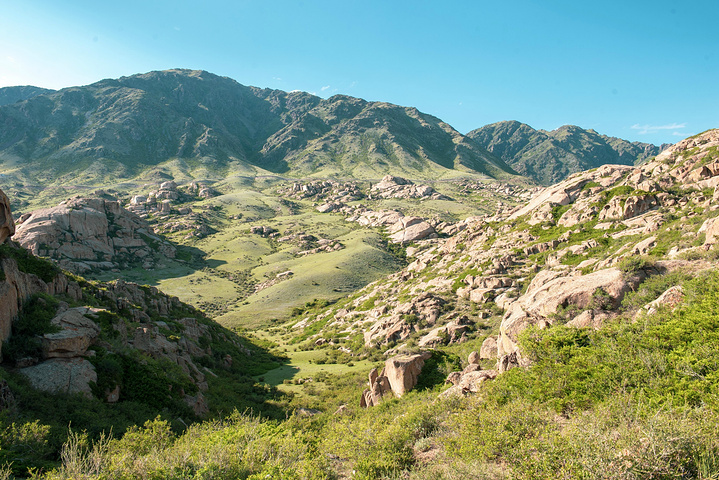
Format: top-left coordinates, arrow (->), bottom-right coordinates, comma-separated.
3,69 -> 718,479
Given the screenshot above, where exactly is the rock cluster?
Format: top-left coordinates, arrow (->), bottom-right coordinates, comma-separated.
348,208 -> 438,244
282,180 -> 363,203
127,181 -> 218,239
14,196 -> 176,273
369,175 -> 447,200
442,352 -> 498,397
10,277 -> 239,415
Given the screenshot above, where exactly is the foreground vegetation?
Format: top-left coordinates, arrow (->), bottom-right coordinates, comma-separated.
3,268 -> 719,478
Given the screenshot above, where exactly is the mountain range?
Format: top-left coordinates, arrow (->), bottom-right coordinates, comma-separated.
0,69 -> 515,188
468,120 -> 666,185
0,69 -> 664,189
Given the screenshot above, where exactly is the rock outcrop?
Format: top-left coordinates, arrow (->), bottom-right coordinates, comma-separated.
497,267 -> 640,364
370,176 -> 447,200
442,352 -> 498,397
20,358 -> 97,398
0,188 -> 14,244
361,352 -> 431,407
0,254 -> 83,355
14,196 -> 176,273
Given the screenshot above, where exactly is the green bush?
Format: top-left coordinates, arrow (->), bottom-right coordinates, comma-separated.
3,294 -> 60,362
0,242 -> 60,282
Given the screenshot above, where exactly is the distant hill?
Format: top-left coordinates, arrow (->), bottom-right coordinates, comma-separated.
467,120 -> 666,185
0,85 -> 55,106
0,69 -> 516,186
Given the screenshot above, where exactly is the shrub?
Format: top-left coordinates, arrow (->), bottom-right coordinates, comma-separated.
0,242 -> 60,283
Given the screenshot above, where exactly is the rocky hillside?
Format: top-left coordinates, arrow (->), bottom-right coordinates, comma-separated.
468,120 -> 665,185
289,129 -> 719,388
0,187 -> 285,431
0,86 -> 54,106
0,69 -> 515,187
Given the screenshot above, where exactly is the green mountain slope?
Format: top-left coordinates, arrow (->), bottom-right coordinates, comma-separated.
468,120 -> 664,184
0,69 -> 516,187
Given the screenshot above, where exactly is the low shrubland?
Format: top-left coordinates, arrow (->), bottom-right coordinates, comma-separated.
5,270 -> 719,478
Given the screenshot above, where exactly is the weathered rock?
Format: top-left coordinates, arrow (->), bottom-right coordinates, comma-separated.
468,351 -> 480,365
638,285 -> 685,317
14,196 -> 175,273
371,176 -> 445,200
20,358 -> 97,398
0,255 -> 82,355
383,352 -> 431,397
631,236 -> 657,255
701,216 -> 719,246
623,195 -> 658,219
566,309 -> 612,329
418,318 -> 470,347
498,268 -> 638,357
389,221 -> 436,244
479,337 -> 498,359
0,188 -> 15,244
41,330 -> 94,359
446,371 -> 462,386
458,370 -> 499,393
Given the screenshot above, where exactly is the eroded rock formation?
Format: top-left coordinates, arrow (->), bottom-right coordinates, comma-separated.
14,196 -> 176,273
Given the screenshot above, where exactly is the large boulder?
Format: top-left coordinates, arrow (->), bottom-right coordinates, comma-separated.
20,358 -> 97,398
41,308 -> 101,358
389,221 -> 436,244
383,352 -> 431,397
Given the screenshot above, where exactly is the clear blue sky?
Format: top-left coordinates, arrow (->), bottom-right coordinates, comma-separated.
1,0 -> 716,145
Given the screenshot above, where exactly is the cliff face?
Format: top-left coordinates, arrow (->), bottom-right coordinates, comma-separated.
0,252 -> 81,352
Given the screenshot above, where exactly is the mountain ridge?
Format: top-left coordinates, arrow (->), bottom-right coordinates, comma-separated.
468,120 -> 666,184
0,69 -> 516,189
0,85 -> 55,106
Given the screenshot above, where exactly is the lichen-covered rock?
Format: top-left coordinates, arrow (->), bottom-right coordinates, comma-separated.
20,358 -> 97,398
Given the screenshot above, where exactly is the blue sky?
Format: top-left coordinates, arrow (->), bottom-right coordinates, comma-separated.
0,0 -> 716,145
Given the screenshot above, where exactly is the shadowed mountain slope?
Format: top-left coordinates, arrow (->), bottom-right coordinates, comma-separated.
0,86 -> 55,106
